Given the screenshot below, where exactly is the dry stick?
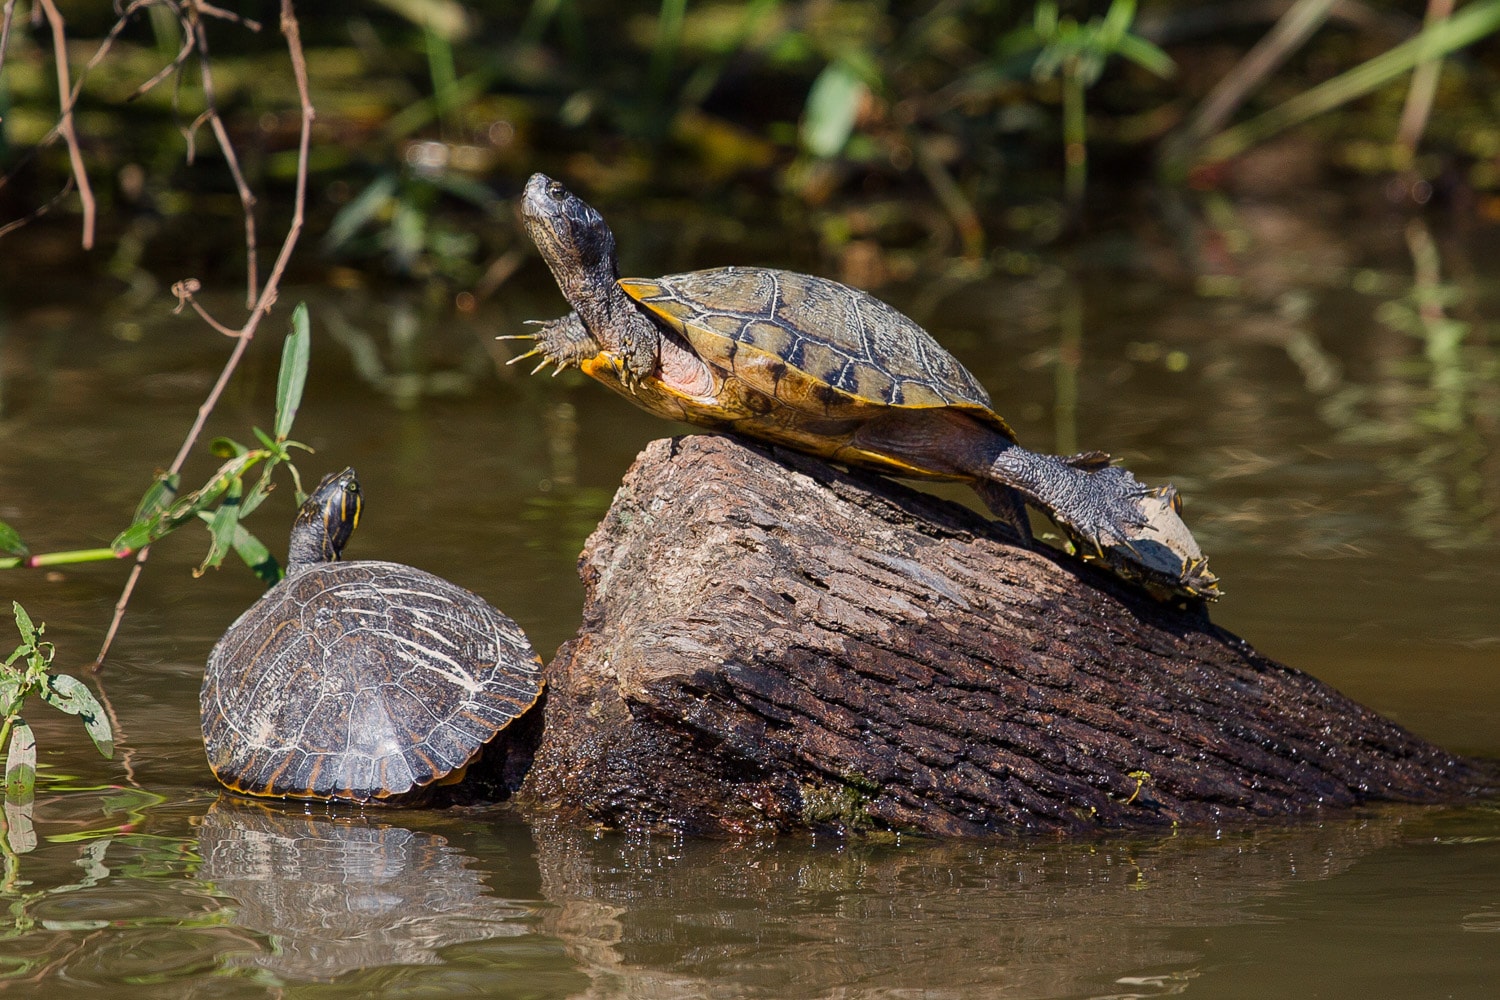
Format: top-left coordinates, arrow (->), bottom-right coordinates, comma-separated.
1394,0 -> 1455,170
93,0 -> 314,671
36,0 -> 96,249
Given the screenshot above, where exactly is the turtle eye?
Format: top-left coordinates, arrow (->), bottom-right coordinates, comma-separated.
548,180 -> 566,199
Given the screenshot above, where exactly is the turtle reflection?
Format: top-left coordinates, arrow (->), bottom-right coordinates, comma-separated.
197,798 -> 529,981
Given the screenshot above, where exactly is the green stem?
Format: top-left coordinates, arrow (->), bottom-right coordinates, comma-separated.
1062,60 -> 1087,205
1,548 -> 125,570
650,0 -> 687,107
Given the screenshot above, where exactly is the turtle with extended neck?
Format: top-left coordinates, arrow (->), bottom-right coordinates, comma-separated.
508,174 -> 1217,600
201,468 -> 543,802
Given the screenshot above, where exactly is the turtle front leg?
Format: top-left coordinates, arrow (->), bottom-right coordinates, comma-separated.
615,308 -> 663,391
500,312 -> 601,374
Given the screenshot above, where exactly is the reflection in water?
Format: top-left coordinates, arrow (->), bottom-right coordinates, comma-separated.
531,816 -> 1428,1000
196,798 -> 529,982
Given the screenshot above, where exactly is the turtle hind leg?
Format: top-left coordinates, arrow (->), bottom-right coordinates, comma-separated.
983,445 -> 1219,600
972,479 -> 1034,547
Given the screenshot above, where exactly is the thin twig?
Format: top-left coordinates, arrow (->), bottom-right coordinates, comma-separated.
94,0 -> 313,670
189,5 -> 261,306
172,279 -> 243,337
36,0 -> 96,249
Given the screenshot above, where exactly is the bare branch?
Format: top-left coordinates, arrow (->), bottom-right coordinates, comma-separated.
36,0 -> 97,249
95,0 -> 314,669
188,4 -> 260,306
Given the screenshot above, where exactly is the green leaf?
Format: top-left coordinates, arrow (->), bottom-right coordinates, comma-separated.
801,60 -> 866,159
275,304 -> 311,441
324,172 -> 400,250
0,522 -> 29,559
0,675 -> 23,717
40,673 -> 93,717
5,720 -> 36,805
132,474 -> 181,525
197,494 -> 242,577
228,524 -> 282,586
11,603 -> 36,647
210,437 -> 248,459
3,800 -> 37,854
111,519 -> 156,556
239,465 -> 276,520
1114,33 -> 1175,79
251,425 -> 282,456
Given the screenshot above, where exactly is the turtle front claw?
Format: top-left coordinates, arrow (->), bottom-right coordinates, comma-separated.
501,313 -> 601,375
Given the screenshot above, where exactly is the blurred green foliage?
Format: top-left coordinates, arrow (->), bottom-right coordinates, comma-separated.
2,1 -> 1500,284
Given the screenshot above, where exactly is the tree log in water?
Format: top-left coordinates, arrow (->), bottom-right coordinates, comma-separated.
514,435 -> 1491,836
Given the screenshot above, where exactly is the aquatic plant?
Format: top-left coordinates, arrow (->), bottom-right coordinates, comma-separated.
2,605 -> 114,813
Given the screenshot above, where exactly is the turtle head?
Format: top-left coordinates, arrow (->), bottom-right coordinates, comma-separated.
287,468 -> 362,572
521,173 -> 620,303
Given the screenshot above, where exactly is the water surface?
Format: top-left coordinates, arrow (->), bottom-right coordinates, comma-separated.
1,207 -> 1497,997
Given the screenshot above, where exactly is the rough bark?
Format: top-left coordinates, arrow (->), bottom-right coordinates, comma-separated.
514,434 -> 1492,837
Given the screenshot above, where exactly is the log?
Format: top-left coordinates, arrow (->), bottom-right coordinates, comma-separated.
511,434 -> 1492,836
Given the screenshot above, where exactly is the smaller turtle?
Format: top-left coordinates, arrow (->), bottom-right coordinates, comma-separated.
201,468 -> 542,803
508,174 -> 1217,600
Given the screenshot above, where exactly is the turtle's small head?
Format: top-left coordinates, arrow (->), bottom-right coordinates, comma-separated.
287,468 -> 362,572
521,174 -> 619,299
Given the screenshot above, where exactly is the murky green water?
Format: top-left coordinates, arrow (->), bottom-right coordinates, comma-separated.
1,207 -> 1498,996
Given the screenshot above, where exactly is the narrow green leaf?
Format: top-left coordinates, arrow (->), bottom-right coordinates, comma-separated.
275,304 -> 311,441
251,425 -> 282,456
196,495 -> 241,576
801,61 -> 866,159
0,522 -> 29,559
132,474 -> 181,524
239,465 -> 276,520
5,720 -> 36,805
1114,33 -> 1175,78
11,603 -> 36,646
229,524 -> 282,587
112,451 -> 265,555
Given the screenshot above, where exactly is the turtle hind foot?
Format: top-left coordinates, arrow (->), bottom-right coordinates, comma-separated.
1062,475 -> 1220,601
991,450 -> 1218,600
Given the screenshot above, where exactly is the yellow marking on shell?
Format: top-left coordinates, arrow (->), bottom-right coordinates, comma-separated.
851,364 -> 896,405
897,380 -> 945,407
742,320 -> 792,355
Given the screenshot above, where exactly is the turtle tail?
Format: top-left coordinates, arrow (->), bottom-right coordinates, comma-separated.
983,446 -> 1220,601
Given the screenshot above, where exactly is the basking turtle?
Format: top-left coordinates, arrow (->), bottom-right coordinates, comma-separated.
201,468 -> 543,802
509,174 -> 1217,600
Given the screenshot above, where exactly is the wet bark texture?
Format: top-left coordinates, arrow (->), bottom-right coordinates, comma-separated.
517,435 -> 1490,837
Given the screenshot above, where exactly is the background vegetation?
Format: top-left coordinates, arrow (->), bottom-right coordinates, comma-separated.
4,0 -> 1500,296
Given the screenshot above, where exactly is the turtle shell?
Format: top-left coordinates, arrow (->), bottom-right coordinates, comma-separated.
201,560 -> 542,802
620,267 -> 1016,441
